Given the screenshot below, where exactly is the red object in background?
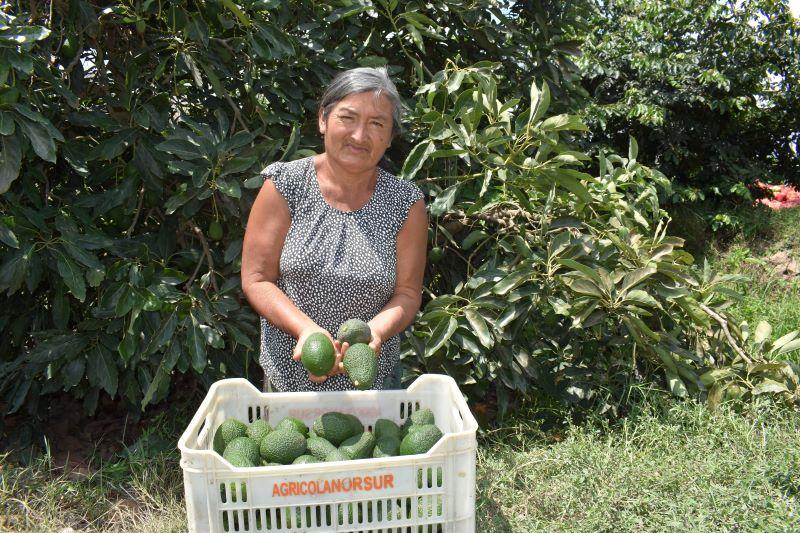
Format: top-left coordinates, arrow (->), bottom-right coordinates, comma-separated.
753,181 -> 800,210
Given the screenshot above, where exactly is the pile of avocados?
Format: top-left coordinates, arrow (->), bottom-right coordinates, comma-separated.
213,408 -> 443,468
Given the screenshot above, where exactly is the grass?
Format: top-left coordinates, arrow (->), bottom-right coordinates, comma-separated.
0,431 -> 186,532
702,206 -> 800,357
476,393 -> 800,531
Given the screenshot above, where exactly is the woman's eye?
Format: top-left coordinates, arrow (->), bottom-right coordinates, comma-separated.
340,115 -> 354,122
371,121 -> 384,128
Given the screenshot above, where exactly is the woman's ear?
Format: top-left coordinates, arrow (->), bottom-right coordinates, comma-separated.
318,108 -> 327,135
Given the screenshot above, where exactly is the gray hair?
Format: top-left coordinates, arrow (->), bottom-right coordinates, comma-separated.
319,67 -> 404,137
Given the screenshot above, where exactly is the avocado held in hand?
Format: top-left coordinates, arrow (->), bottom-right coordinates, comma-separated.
336,318 -> 372,345
343,343 -> 378,390
301,332 -> 336,376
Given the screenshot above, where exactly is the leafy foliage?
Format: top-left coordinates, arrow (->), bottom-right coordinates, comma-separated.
576,0 -> 800,200
0,0 -> 590,417
0,0 -> 797,421
401,64 -> 800,413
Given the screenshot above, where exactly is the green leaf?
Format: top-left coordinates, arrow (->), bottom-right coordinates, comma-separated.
751,379 -> 789,395
426,316 -> 457,357
628,136 -> 638,162
28,334 -> 88,363
753,321 -> 772,345
770,331 -> 799,355
199,60 -> 230,101
188,314 -> 207,372
401,141 -> 434,180
493,271 -> 528,295
429,184 -> 460,216
17,118 -> 57,162
0,112 -> 14,135
62,357 -> 86,389
225,322 -> 253,350
700,367 -> 737,387
90,129 -> 136,160
0,134 -> 21,194
772,338 -> 800,358
462,230 -> 489,250
141,363 -> 170,409
156,138 -> 205,160
56,255 -> 86,302
0,243 -> 31,294
199,324 -> 224,349
87,343 -> 119,397
464,308 -> 493,349
219,0 -> 251,26
528,80 -> 550,125
0,219 -> 19,248
665,369 -> 688,398
53,289 -> 70,329
7,379 -> 31,415
557,259 -> 602,284
623,289 -> 661,309
326,5 -> 373,22
565,278 -> 604,298
220,156 -> 257,177
118,333 -> 137,364
216,178 -> 242,199
619,267 -> 657,294
0,25 -> 51,44
540,114 -> 587,132
143,311 -> 178,355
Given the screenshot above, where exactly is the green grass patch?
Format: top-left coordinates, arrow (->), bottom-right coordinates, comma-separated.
476,394 -> 800,531
0,430 -> 186,532
701,207 -> 800,360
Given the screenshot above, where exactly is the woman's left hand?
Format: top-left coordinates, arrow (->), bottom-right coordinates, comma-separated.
368,331 -> 383,358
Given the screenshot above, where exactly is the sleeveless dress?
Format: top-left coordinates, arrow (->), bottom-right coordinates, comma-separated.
258,156 -> 424,391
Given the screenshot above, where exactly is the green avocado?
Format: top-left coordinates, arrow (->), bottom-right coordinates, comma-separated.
342,343 -> 377,390
336,319 -> 371,345
213,418 -> 247,455
399,424 -> 443,456
259,429 -> 307,464
301,332 -> 336,376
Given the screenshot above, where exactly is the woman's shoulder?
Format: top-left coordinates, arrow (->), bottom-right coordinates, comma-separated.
259,156 -> 313,181
258,157 -> 314,212
378,167 -> 424,204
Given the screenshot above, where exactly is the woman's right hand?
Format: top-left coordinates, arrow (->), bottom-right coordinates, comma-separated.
292,326 -> 339,384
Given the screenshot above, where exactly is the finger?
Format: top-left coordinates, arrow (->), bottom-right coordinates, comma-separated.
308,373 -> 327,384
342,342 -> 350,354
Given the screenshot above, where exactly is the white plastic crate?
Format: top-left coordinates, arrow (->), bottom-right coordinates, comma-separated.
178,374 -> 478,533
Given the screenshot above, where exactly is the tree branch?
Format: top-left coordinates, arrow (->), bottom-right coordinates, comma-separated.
125,187 -> 145,237
184,221 -> 219,292
699,303 -> 753,364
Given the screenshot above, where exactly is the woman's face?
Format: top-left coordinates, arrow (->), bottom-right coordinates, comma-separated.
319,91 -> 394,174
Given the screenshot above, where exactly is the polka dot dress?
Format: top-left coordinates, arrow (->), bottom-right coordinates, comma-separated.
258,156 -> 423,391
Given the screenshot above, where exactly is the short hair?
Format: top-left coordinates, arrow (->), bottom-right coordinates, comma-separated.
319,67 -> 404,137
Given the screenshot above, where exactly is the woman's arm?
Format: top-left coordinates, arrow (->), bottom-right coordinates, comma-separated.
241,179 -> 333,382
365,199 -> 428,354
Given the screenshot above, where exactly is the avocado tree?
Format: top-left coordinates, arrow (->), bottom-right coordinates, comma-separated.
1,0 -> 797,429
575,0 -> 800,203
0,0 -> 589,421
400,64 -> 800,413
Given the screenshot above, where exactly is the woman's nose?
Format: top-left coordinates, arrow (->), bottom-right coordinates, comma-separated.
350,122 -> 368,143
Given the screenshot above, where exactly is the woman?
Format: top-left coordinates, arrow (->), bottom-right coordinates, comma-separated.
241,67 -> 427,391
